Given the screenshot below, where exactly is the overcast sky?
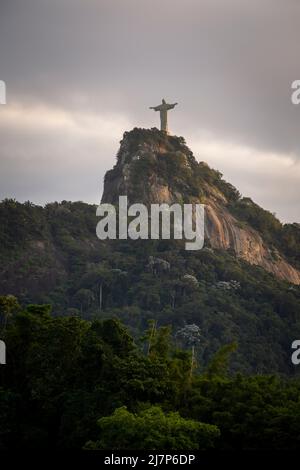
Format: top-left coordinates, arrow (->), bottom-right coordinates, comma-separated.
0,0 -> 299,222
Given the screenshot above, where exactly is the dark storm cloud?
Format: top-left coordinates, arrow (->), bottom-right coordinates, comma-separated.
0,0 -> 299,221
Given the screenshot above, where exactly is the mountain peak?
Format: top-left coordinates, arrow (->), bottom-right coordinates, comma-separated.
102,127 -> 236,205
101,128 -> 300,284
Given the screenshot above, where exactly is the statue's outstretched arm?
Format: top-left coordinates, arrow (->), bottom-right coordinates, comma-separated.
149,106 -> 160,111
167,102 -> 178,110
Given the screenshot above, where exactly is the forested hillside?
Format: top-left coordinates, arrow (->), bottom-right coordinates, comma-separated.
1,130 -> 300,449
1,199 -> 300,375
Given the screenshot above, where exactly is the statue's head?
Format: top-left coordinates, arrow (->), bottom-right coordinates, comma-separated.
162,98 -> 166,104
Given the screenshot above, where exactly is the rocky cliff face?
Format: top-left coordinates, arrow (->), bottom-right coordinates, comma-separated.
101,128 -> 300,284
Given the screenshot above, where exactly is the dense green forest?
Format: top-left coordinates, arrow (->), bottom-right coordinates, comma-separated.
1,198 -> 300,449
0,199 -> 300,375
1,299 -> 300,450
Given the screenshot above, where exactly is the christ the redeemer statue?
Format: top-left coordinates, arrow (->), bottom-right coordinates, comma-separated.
149,98 -> 178,134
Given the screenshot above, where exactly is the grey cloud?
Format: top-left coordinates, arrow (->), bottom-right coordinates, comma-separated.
0,0 -> 299,221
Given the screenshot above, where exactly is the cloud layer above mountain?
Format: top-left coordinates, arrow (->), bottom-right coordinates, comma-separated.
0,0 -> 299,222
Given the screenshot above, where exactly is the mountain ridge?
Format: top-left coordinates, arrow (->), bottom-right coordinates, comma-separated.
101,127 -> 300,284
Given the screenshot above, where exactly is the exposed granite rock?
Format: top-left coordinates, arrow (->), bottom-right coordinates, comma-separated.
101,128 -> 300,285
